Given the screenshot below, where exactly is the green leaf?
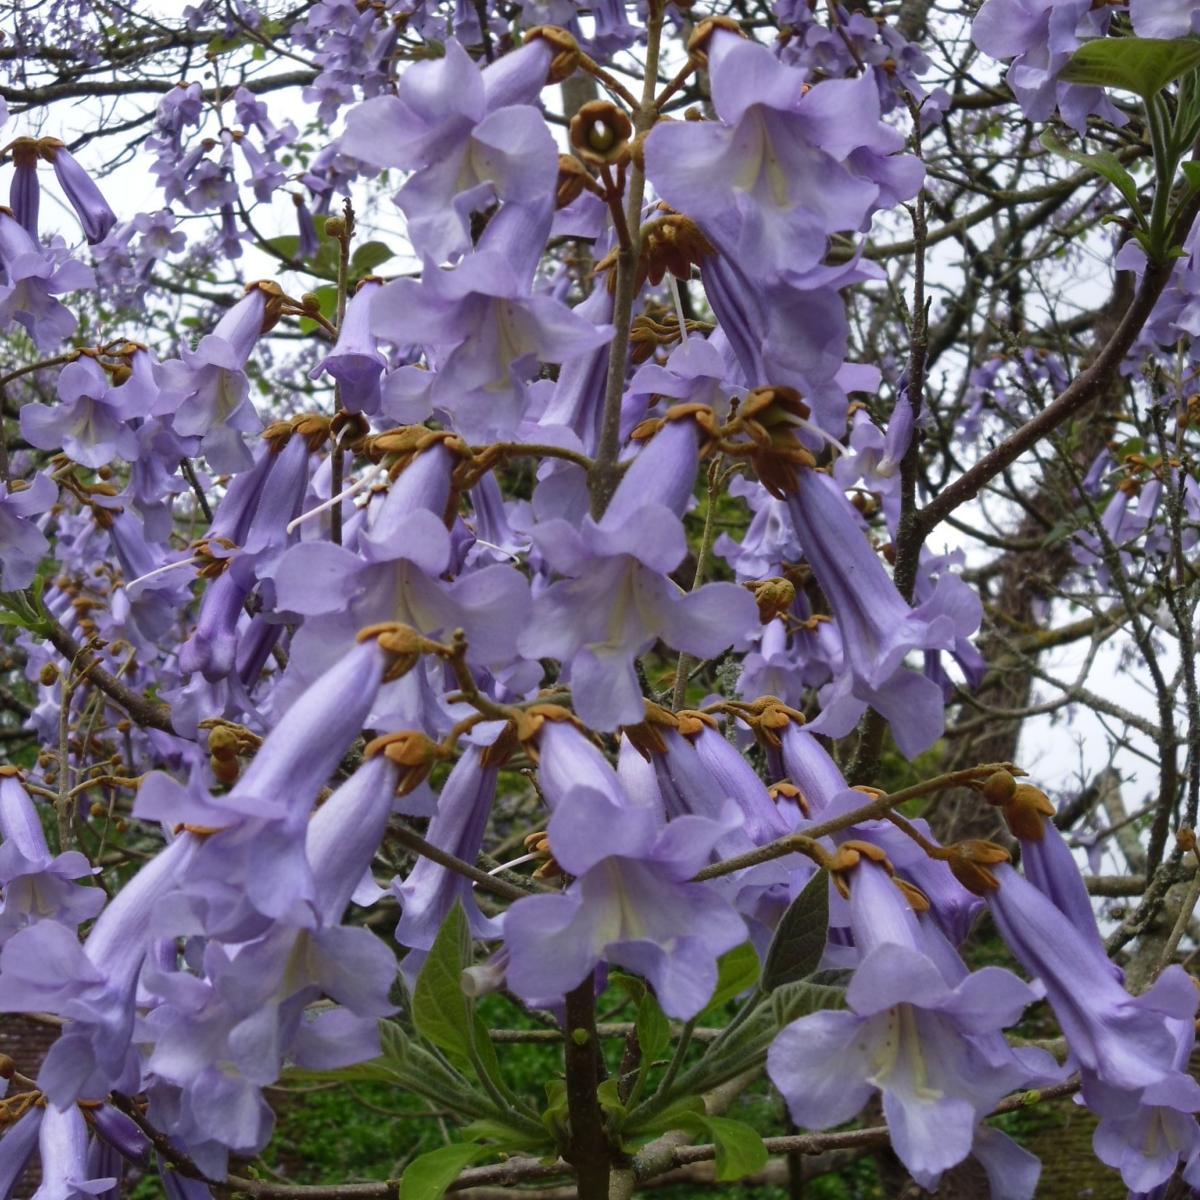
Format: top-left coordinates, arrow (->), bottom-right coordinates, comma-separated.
700,942 -> 760,1019
1040,131 -> 1146,220
625,1095 -> 706,1139
680,1116 -> 769,1182
771,980 -> 847,1028
597,1078 -> 628,1120
761,869 -> 828,991
400,1143 -> 488,1200
413,904 -> 474,1064
635,993 -> 672,1066
460,1118 -> 556,1155
351,239 -> 395,275
1059,37 -> 1200,100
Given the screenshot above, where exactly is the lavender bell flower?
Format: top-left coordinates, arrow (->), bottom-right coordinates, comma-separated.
0,831 -> 201,1105
42,142 -> 118,245
781,464 -> 957,757
1092,1016 -> 1200,1192
768,860 -> 1038,1181
645,28 -> 920,284
504,783 -> 748,1018
371,244 -> 612,440
0,210 -> 95,352
393,743 -> 504,950
21,355 -> 147,469
10,138 -> 40,236
985,864 -> 1199,1110
30,1102 -> 117,1200
971,0 -> 1123,135
0,472 -> 56,591
521,414 -> 759,730
1130,0 -> 1200,37
340,37 -> 559,263
310,278 -> 386,414
993,781 -> 1119,978
134,635 -> 394,938
0,768 -> 104,944
137,754 -> 401,1166
154,285 -> 275,472
272,442 -> 531,730
0,1107 -> 43,1197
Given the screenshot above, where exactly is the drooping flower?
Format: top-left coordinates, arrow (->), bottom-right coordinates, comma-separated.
21,354 -> 150,469
0,769 -> 104,945
393,742 -> 504,950
520,413 -> 759,730
340,37 -> 559,263
310,278 -> 386,414
645,27 -> 921,284
0,831 -> 201,1105
769,860 -> 1037,1181
985,864 -> 1199,1111
782,464 -> 956,757
0,211 -> 95,352
1130,0 -> 1200,37
971,0 -> 1123,134
42,141 -> 119,245
0,472 -> 56,591
504,783 -> 748,1018
153,284 -> 279,472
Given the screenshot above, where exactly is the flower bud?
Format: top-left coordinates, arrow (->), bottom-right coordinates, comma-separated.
1000,783 -> 1055,842
748,577 -> 796,624
524,26 -> 581,83
944,839 -> 1010,896
569,100 -> 632,168
981,769 -> 1017,807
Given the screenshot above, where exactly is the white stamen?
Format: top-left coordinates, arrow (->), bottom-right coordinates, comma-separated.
286,464 -> 387,535
124,554 -> 203,591
471,536 -> 522,564
486,851 -> 542,875
793,414 -> 850,459
667,273 -> 689,342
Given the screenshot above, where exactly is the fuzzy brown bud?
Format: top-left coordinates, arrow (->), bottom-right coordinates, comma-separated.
569,100 -> 632,167
944,840 -> 1010,896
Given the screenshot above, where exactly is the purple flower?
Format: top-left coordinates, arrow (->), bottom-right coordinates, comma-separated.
136,754 -> 399,1167
43,143 -> 118,245
504,784 -> 748,1018
271,443 -> 531,727
371,245 -> 612,440
0,471 -> 56,591
21,355 -> 150,469
0,770 -> 104,944
768,862 -> 1037,1181
0,1108 -> 42,1197
971,0 -> 1123,134
311,278 -> 386,413
341,38 -> 557,263
10,139 -> 40,237
393,743 -> 503,950
0,831 -> 201,1105
134,636 -> 394,938
1092,1017 -> 1200,1192
153,286 -> 272,472
783,466 -> 956,757
0,211 -> 94,352
986,864 -> 1199,1108
1131,0 -> 1200,37
521,416 -> 759,730
31,1102 -> 117,1199
646,30 -> 920,284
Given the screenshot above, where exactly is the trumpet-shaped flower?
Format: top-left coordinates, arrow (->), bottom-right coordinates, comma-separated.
504,785 -> 748,1018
